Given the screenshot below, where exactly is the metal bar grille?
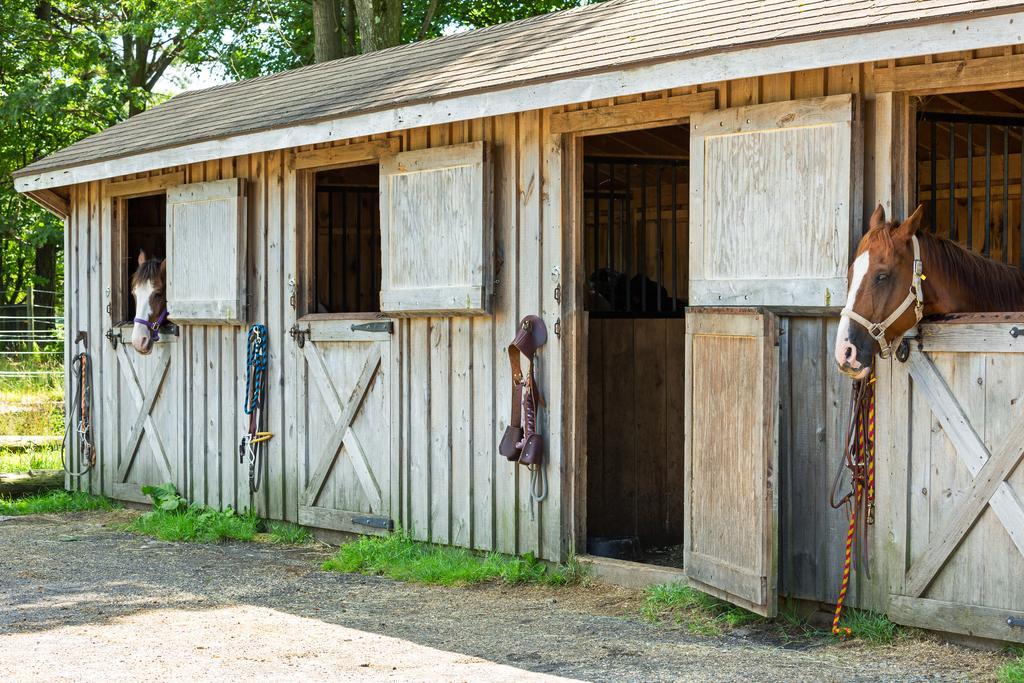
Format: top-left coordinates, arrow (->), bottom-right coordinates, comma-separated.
314,186 -> 381,313
918,111 -> 1024,269
583,156 -> 687,317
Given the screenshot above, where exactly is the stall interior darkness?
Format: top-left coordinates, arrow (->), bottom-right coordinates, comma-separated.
122,194 -> 166,322
915,87 -> 1024,267
584,124 -> 689,568
313,164 -> 381,314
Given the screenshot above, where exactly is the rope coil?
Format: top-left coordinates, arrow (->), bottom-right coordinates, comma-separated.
240,324 -> 271,493
61,351 -> 95,477
829,374 -> 877,637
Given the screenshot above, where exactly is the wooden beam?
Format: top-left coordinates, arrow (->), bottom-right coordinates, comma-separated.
105,171 -> 185,198
889,595 -> 1024,644
549,91 -> 716,135
25,189 -> 69,218
14,11 -> 1024,192
292,138 -> 400,171
876,53 -> 1024,96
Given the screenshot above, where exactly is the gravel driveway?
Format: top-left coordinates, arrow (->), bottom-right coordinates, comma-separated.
0,511 -> 1009,682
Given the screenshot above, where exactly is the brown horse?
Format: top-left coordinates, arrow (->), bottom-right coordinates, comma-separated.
130,250 -> 168,354
835,204 -> 1024,379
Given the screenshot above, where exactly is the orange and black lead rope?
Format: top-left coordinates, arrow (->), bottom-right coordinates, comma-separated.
830,375 -> 876,637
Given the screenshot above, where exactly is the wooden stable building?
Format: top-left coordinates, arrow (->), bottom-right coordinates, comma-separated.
15,0 -> 1024,643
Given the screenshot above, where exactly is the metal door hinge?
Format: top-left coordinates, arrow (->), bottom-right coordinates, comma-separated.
352,515 -> 394,531
554,284 -> 561,304
288,277 -> 297,310
289,323 -> 310,348
1010,327 -> 1023,339
352,321 -> 394,334
1009,616 -> 1024,629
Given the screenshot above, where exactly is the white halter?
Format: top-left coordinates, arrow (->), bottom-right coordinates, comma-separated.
841,234 -> 925,359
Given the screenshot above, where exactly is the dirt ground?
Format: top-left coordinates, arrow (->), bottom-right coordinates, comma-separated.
0,511 -> 1012,682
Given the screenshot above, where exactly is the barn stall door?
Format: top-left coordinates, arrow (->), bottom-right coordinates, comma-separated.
297,319 -> 393,534
885,319 -> 1024,643
689,94 -> 858,307
684,308 -> 780,617
111,340 -> 181,503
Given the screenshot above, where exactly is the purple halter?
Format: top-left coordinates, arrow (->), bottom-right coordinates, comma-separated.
134,308 -> 169,342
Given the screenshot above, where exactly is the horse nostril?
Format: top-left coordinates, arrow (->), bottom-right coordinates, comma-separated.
844,346 -> 854,361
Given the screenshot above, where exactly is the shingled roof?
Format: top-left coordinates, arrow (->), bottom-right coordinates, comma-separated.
15,0 -> 1024,180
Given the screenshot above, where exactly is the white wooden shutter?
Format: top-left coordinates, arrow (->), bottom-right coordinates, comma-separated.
379,141 -> 492,315
689,94 -> 858,307
166,178 -> 247,324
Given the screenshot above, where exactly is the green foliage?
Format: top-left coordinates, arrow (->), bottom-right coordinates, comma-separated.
642,583 -> 764,636
141,482 -> 188,513
132,482 -> 258,542
323,531 -> 587,587
265,520 -> 313,545
0,489 -> 115,515
1000,648 -> 1024,683
835,609 -> 900,644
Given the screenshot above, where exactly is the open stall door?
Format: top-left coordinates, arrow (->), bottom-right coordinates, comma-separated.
297,319 -> 393,535
684,308 -> 779,617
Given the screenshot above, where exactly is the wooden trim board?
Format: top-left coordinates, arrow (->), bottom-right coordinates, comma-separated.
15,11 -> 1024,191
579,555 -> 688,590
889,595 -> 1024,644
549,91 -> 716,134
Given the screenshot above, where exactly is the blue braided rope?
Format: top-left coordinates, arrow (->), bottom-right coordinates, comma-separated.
244,324 -> 268,415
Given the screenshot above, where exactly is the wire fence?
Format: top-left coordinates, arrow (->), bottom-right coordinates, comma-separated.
0,288 -> 64,377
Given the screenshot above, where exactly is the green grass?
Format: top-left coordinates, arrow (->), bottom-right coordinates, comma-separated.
0,489 -> 115,516
999,648 -> 1024,683
0,447 -> 62,473
323,531 -> 588,587
265,520 -> 313,545
129,505 -> 260,543
642,583 -> 764,636
835,608 -> 899,644
0,356 -> 64,442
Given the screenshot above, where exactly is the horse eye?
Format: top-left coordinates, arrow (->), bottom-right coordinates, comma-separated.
875,272 -> 890,284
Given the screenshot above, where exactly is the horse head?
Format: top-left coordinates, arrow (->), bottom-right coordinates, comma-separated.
131,250 -> 167,355
834,205 -> 926,379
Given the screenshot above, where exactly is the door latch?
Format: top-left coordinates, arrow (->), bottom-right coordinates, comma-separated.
105,328 -> 122,350
351,321 -> 394,334
553,317 -> 561,339
289,323 -> 310,348
1010,327 -> 1023,339
1008,616 -> 1024,629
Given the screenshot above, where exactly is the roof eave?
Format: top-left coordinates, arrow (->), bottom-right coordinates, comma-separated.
15,7 -> 1024,193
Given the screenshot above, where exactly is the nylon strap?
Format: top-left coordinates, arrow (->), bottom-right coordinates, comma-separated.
841,234 -> 924,358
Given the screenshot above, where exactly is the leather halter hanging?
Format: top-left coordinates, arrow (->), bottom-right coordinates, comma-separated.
499,315 -> 548,503
841,234 -> 925,359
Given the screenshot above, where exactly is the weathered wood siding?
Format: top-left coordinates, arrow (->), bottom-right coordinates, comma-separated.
61,44 -> 1024,589
878,320 -> 1024,643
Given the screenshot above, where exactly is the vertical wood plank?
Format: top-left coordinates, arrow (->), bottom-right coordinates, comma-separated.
493,114 -> 519,555
517,109 -> 542,556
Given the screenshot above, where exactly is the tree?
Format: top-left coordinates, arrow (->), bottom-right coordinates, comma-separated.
303,0 -> 591,63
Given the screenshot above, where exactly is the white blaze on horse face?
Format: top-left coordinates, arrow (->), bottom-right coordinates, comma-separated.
131,280 -> 155,353
834,251 -> 871,370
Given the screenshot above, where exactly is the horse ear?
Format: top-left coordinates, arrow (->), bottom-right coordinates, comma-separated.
138,249 -> 147,266
896,204 -> 925,239
159,258 -> 167,278
868,204 -> 886,231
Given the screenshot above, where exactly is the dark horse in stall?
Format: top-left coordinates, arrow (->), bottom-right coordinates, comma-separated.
835,204 -> 1024,378
130,250 -> 168,355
